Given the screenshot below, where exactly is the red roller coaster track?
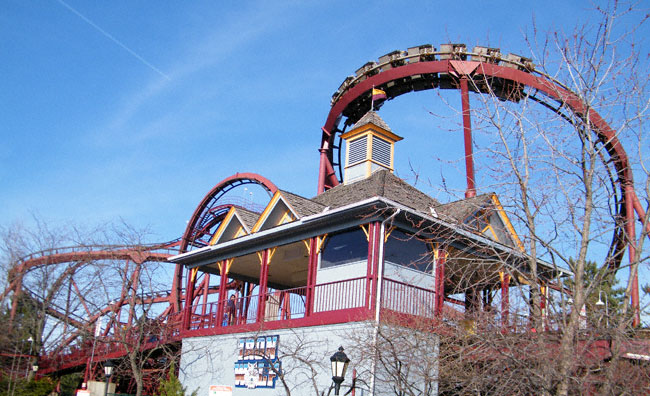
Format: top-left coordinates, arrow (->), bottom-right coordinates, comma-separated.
2,173 -> 277,387
3,45 -> 648,389
317,47 -> 649,325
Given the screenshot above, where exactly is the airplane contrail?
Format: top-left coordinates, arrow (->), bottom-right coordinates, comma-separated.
56,0 -> 171,80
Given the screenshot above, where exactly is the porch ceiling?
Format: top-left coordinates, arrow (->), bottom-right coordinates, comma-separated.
199,241 -> 309,290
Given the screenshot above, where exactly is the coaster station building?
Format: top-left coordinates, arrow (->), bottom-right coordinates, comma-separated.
171,111 -> 563,395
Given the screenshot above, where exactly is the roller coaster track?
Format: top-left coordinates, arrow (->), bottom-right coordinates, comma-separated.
2,173 -> 276,383
5,45 -> 648,386
317,44 -> 649,325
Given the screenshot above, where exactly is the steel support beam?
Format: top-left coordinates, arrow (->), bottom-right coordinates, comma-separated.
460,76 -> 476,198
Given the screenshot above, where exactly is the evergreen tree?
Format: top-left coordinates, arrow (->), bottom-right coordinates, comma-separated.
157,362 -> 197,396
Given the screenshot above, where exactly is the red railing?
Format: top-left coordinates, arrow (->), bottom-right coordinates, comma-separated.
187,277 -> 368,331
381,278 -> 437,318
186,277 -> 476,332
313,277 -> 367,313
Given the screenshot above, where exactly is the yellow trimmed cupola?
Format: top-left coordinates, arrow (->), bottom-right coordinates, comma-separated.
341,111 -> 402,184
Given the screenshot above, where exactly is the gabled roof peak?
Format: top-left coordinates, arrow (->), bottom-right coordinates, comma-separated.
351,111 -> 392,132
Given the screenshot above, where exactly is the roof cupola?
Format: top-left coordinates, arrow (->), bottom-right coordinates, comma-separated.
340,111 -> 402,184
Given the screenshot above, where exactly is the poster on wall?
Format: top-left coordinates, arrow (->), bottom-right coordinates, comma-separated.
234,335 -> 281,389
209,385 -> 232,396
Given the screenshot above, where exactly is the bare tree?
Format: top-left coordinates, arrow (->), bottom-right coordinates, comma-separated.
89,222 -> 179,396
461,1 -> 650,394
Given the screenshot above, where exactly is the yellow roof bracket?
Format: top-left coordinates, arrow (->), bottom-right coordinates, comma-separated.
360,224 -> 369,241
267,247 -> 277,264
384,225 -> 396,243
316,234 -> 328,254
225,258 -> 234,274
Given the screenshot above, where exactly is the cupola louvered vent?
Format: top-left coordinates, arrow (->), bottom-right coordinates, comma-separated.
348,137 -> 367,165
371,135 -> 391,167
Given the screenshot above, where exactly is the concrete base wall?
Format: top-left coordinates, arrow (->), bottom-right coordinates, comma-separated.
180,320 -> 439,396
86,380 -> 115,396
180,322 -> 375,396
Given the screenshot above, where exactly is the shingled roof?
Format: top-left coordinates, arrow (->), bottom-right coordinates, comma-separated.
235,207 -> 261,231
351,111 -> 392,132
280,190 -> 326,217
312,169 -> 441,214
434,193 -> 494,224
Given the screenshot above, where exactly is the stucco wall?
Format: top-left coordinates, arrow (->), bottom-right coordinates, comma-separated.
179,322 -> 374,396
180,319 -> 439,396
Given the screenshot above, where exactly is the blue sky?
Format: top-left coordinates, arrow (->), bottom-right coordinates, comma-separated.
1,0 -> 646,255
0,0 -> 587,240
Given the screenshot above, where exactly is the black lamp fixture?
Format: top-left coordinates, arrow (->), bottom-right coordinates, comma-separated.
103,360 -> 114,396
330,346 -> 350,395
104,360 -> 114,377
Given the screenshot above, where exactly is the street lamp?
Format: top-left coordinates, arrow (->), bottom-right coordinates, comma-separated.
596,290 -> 609,327
330,346 -> 350,396
31,364 -> 38,379
25,337 -> 34,377
103,361 -> 114,396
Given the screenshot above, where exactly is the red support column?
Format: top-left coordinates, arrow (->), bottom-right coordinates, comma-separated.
215,261 -> 228,327
257,250 -> 270,323
8,277 -> 23,327
127,263 -> 142,326
364,223 -> 374,310
182,268 -> 197,330
434,251 -> 446,317
305,237 -> 321,317
201,274 -> 210,316
368,223 -> 381,312
541,285 -> 549,331
625,184 -> 640,327
500,272 -> 510,328
460,76 -> 476,199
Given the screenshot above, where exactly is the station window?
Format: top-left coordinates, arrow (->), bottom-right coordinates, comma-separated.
384,229 -> 433,273
320,228 -> 368,268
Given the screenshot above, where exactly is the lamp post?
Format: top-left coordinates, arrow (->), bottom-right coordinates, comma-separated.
330,346 -> 350,396
596,290 -> 609,327
24,336 -> 34,378
31,364 -> 38,380
103,361 -> 114,396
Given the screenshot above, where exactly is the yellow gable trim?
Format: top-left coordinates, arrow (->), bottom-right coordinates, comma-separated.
340,124 -> 403,143
251,191 -> 283,232
209,206 -> 238,245
252,192 -> 299,232
490,194 -> 525,251
279,210 -> 296,225
234,226 -> 246,238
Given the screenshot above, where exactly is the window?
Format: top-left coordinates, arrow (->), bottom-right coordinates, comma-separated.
320,228 -> 368,268
384,229 -> 433,273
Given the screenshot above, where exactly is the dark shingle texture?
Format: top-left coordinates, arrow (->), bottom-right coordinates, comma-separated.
435,194 -> 494,223
312,169 -> 440,213
351,111 -> 392,132
280,190 -> 326,217
236,207 -> 261,231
